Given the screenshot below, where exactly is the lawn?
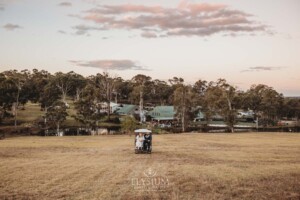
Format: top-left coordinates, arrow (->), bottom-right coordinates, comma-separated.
7,101 -> 120,128
0,133 -> 299,199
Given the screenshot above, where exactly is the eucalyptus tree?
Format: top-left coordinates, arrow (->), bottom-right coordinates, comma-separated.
193,79 -> 208,97
99,72 -> 119,119
280,98 -> 300,120
40,82 -> 61,126
85,73 -> 117,119
70,73 -> 87,102
150,79 -> 173,105
52,71 -> 78,103
112,77 -> 127,103
115,80 -> 133,104
168,77 -> 185,105
130,74 -> 152,123
27,69 -> 51,103
73,82 -> 105,132
0,73 -> 17,124
260,87 -> 284,120
45,101 -> 68,136
203,79 -> 239,132
243,84 -> 283,127
2,70 -> 30,127
193,79 -> 210,128
172,77 -> 198,132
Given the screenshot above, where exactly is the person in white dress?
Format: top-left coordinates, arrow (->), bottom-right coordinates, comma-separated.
136,133 -> 145,149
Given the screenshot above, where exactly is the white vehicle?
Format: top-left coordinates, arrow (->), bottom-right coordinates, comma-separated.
134,129 -> 152,154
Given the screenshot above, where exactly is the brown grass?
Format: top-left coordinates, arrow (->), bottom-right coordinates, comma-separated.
0,133 -> 300,200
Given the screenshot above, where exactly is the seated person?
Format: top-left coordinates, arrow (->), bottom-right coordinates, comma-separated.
143,133 -> 152,150
135,132 -> 144,149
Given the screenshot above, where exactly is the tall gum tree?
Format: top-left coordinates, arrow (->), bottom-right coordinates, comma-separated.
52,71 -> 78,103
45,101 -> 68,136
171,77 -> 198,132
131,74 -> 152,123
2,70 -> 30,128
243,84 -> 283,127
204,79 -> 239,133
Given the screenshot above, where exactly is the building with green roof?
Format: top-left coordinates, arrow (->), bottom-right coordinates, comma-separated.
115,104 -> 138,116
147,106 -> 176,121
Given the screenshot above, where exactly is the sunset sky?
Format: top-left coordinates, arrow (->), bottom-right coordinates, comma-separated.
0,0 -> 299,96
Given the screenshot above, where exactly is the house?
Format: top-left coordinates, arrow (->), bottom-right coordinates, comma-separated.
237,110 -> 255,119
147,106 -> 176,122
194,112 -> 223,123
193,112 -> 205,122
115,104 -> 138,116
98,102 -> 120,114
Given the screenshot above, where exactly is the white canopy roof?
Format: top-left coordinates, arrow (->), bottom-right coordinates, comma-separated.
134,129 -> 152,133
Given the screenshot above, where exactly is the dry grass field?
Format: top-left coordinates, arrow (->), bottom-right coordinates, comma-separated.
0,133 -> 300,200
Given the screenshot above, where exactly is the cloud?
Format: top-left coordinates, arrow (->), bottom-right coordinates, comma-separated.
0,0 -> 20,3
58,2 -> 72,7
141,31 -> 158,38
82,0 -> 100,5
72,2 -> 270,38
241,66 -> 285,72
70,60 -> 149,71
72,24 -> 106,35
0,0 -> 21,10
58,30 -> 66,34
3,23 -> 22,31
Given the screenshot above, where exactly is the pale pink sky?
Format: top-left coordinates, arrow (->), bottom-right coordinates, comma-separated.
0,0 -> 300,95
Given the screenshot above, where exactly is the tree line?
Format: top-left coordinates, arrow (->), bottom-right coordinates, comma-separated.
0,69 -> 299,133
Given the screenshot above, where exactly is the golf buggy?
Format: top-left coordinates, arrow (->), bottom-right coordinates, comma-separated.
134,129 -> 152,154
